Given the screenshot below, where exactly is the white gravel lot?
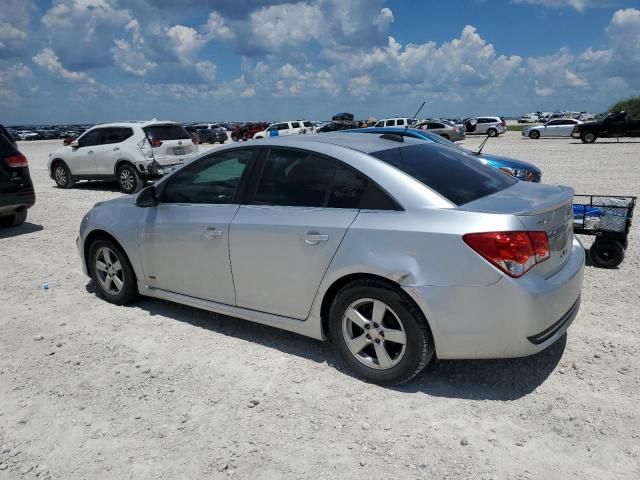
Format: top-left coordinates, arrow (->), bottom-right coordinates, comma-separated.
1,133 -> 639,479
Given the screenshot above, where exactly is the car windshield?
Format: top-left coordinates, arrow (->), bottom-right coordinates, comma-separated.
144,124 -> 191,141
370,143 -> 516,206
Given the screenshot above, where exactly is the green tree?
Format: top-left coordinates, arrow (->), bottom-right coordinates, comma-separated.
608,96 -> 640,118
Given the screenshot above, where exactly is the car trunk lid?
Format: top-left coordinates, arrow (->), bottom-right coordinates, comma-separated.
461,182 -> 575,278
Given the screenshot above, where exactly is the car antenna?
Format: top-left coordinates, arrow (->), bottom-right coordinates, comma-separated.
475,133 -> 491,155
404,100 -> 426,135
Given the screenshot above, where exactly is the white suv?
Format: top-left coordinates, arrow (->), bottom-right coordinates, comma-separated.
463,116 -> 506,136
48,121 -> 198,193
253,121 -> 315,139
372,117 -> 412,128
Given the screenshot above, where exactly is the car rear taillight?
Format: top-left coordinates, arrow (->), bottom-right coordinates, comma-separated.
5,154 -> 28,167
151,139 -> 163,147
463,231 -> 550,278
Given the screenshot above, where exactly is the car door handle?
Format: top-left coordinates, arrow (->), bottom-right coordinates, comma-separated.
204,227 -> 224,239
303,232 -> 329,245
87,150 -> 93,154
113,147 -> 120,151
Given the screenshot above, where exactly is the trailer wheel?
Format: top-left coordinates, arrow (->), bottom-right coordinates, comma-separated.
590,239 -> 625,268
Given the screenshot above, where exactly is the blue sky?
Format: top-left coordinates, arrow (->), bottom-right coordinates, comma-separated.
1,0 -> 639,124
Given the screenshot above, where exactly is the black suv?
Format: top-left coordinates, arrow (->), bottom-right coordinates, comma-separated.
0,124 -> 35,227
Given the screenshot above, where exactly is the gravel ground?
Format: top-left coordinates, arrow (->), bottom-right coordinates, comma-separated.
1,133 -> 639,479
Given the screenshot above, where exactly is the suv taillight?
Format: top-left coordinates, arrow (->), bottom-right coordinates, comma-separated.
463,231 -> 549,278
151,139 -> 163,147
5,154 -> 28,167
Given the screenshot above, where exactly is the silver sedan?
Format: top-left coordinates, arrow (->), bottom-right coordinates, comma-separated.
77,133 -> 584,385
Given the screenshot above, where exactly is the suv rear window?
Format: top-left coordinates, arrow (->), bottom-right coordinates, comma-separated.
370,143 -> 516,206
144,124 -> 190,141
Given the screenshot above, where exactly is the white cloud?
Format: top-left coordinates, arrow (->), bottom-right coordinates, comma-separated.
0,0 -> 32,56
0,61 -> 38,105
511,0 -> 611,12
204,11 -> 235,40
111,19 -> 156,76
33,48 -> 96,84
166,25 -> 206,59
195,60 -> 217,82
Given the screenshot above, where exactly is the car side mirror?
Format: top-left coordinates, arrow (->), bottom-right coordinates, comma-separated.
136,185 -> 158,207
70,140 -> 79,149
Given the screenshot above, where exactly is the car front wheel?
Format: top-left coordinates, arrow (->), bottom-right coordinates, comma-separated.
329,279 -> 434,385
529,130 -> 540,139
53,162 -> 74,189
89,238 -> 139,305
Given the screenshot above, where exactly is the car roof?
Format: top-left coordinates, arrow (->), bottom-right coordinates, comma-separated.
251,132 -> 426,153
89,121 -> 181,128
349,127 -> 433,140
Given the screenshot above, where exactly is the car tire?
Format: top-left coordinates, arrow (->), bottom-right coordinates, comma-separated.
581,132 -> 597,144
52,161 -> 74,189
487,128 -> 498,137
0,210 -> 27,227
328,278 -> 434,385
590,239 -> 625,268
88,238 -> 139,305
529,130 -> 540,139
117,164 -> 142,194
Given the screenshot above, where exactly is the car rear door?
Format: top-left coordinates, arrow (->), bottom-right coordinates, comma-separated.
229,147 -> 363,320
93,127 -> 131,175
138,148 -> 256,305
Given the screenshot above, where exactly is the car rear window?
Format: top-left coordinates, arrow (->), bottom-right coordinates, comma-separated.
144,124 -> 191,141
370,143 -> 517,205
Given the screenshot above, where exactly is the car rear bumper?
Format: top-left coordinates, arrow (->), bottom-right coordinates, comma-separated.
0,189 -> 36,215
404,236 -> 585,359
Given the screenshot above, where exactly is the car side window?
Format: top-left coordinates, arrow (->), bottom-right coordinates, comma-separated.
252,149 -> 336,208
386,120 -> 396,127
278,123 -> 289,131
374,121 -> 383,127
327,164 -> 367,209
77,129 -> 103,148
101,128 -> 121,145
161,149 -> 253,205
291,122 -> 300,129
397,119 -> 405,126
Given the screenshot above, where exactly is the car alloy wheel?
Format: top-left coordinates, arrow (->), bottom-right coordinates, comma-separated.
342,298 -> 407,370
119,168 -> 135,192
529,130 -> 540,139
54,164 -> 70,187
95,246 -> 125,296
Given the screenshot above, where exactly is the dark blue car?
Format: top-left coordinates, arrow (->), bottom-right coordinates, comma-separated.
348,127 -> 541,182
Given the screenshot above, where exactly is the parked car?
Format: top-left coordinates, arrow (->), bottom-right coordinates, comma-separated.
183,126 -> 201,144
523,119 -> 583,139
78,132 -> 583,385
47,121 -> 198,194
194,124 -> 228,144
518,114 -> 539,123
413,120 -> 465,141
231,122 -> 268,142
463,117 -> 506,136
349,127 -> 541,182
371,117 -> 413,128
571,111 -> 640,143
317,121 -> 355,133
253,120 -> 315,139
0,124 -> 35,227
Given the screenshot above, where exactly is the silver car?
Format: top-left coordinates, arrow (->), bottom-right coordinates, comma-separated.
414,120 -> 466,142
77,133 -> 584,385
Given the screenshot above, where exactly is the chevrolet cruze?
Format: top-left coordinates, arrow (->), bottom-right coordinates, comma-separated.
77,133 -> 584,385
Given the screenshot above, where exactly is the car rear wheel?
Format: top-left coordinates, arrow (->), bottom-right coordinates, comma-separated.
590,239 -> 625,268
0,210 -> 27,227
329,279 -> 434,385
487,128 -> 498,137
118,164 -> 142,194
581,132 -> 597,143
529,130 -> 540,139
89,239 -> 139,305
53,162 -> 74,189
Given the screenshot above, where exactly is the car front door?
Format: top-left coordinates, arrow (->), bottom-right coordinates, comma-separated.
229,148 -> 363,320
67,129 -> 102,175
137,148 -> 255,305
